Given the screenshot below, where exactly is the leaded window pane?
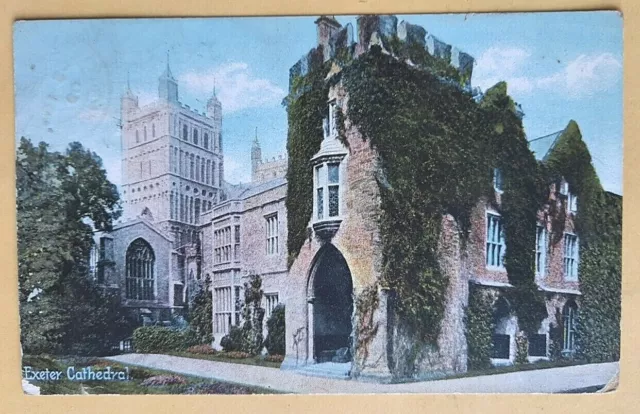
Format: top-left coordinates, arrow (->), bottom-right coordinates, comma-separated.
328,163 -> 339,184
317,188 -> 324,219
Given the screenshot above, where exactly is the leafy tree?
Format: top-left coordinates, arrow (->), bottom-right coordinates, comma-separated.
17,137 -> 130,355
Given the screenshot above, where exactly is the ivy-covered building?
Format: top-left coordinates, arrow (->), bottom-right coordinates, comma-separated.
281,15 -> 621,380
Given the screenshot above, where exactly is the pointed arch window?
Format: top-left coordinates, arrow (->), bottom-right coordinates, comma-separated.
125,238 -> 155,300
204,133 -> 209,149
183,124 -> 189,140
193,128 -> 199,145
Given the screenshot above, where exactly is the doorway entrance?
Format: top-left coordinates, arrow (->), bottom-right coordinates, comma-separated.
310,244 -> 354,363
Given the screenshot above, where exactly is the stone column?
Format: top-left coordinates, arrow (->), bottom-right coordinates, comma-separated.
307,296 -> 315,365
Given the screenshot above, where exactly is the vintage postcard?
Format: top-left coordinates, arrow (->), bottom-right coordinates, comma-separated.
14,12 -> 622,395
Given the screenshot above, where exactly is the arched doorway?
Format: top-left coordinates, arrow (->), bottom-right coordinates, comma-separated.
309,244 -> 354,363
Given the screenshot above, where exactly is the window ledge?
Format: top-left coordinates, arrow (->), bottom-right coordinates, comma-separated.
312,218 -> 343,241
486,265 -> 507,272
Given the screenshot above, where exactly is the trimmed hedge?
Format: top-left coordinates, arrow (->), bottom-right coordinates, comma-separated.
132,326 -> 199,353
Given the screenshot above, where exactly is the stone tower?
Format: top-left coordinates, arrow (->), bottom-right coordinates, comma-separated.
120,56 -> 224,245
251,127 -> 261,181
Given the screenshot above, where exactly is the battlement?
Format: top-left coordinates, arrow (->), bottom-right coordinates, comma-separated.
257,153 -> 288,166
289,15 -> 475,94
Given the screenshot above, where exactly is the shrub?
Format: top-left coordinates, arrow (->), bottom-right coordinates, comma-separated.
220,326 -> 245,352
514,333 -> 529,365
465,287 -> 495,370
128,367 -> 155,380
219,275 -> 265,355
264,304 -> 285,356
188,279 -> 213,344
141,374 -> 187,386
186,344 -> 217,355
132,326 -> 199,353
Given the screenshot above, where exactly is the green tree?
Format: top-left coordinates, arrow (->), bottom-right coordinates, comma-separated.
17,137 -> 131,355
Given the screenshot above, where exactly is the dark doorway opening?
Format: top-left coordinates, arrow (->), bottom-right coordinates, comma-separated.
312,245 -> 354,363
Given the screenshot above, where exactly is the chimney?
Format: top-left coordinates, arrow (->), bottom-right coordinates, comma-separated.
315,16 -> 342,61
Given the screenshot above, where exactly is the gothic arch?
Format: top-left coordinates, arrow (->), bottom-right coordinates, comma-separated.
125,238 -> 156,300
306,244 -> 354,363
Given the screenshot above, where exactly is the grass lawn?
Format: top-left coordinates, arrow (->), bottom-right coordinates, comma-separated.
166,351 -> 282,369
22,354 -> 283,395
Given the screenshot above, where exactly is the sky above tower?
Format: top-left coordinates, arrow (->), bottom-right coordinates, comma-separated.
13,12 -> 623,194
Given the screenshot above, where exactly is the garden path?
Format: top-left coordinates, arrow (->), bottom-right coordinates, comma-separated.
107,354 -> 618,394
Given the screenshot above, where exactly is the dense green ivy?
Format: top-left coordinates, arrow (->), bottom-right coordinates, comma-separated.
284,48 -> 331,267
543,123 -> 621,362
465,286 -> 496,370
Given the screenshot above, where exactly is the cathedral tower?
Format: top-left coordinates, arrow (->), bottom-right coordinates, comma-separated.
120,58 -> 224,245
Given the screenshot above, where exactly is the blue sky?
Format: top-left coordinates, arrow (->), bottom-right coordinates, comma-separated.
13,12 -> 623,194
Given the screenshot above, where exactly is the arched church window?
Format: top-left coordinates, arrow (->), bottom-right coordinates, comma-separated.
135,130 -> 139,143
193,129 -> 199,145
204,133 -> 209,149
152,123 -> 156,138
183,124 -> 188,140
144,126 -> 147,141
125,238 -> 155,300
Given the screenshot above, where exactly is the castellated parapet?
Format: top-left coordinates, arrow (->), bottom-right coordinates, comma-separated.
289,14 -> 475,95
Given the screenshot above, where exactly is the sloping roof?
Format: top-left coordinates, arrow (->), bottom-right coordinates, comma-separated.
224,177 -> 287,201
528,129 -> 564,161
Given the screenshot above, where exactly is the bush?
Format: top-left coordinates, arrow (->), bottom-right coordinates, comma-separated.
264,304 -> 285,356
141,374 -> 187,386
186,344 -> 217,355
188,279 -> 213,344
133,326 -> 199,353
220,326 -> 245,352
219,275 -> 265,355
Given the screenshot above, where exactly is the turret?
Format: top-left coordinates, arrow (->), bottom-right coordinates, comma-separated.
315,15 -> 342,62
158,52 -> 179,103
121,72 -> 138,121
251,127 -> 261,181
206,81 -> 222,120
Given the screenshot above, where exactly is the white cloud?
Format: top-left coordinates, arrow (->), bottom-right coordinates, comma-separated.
474,48 -> 621,98
537,53 -> 622,97
179,62 -> 286,113
473,47 -> 534,93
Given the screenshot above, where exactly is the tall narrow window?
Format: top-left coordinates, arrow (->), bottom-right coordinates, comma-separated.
206,160 -> 211,184
201,162 -> 205,184
193,128 -> 199,145
486,213 -> 506,269
316,165 -> 324,220
135,130 -> 140,143
196,157 -> 201,181
563,233 -> 579,281
152,123 -> 156,138
234,225 -> 241,260
493,168 -> 504,192
190,154 -> 195,179
562,301 -> 578,352
214,287 -> 232,334
535,225 -> 547,278
328,163 -> 340,217
125,238 -> 155,300
265,293 -> 279,319
204,133 -> 209,149
183,124 -> 188,140
266,214 -> 278,255
144,126 -> 147,141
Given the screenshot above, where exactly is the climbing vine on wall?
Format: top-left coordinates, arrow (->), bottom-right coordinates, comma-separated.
465,286 -> 496,370
284,48 -> 331,267
544,122 -> 622,362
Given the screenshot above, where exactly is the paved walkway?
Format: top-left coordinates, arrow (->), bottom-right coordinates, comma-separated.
106,354 -> 618,394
